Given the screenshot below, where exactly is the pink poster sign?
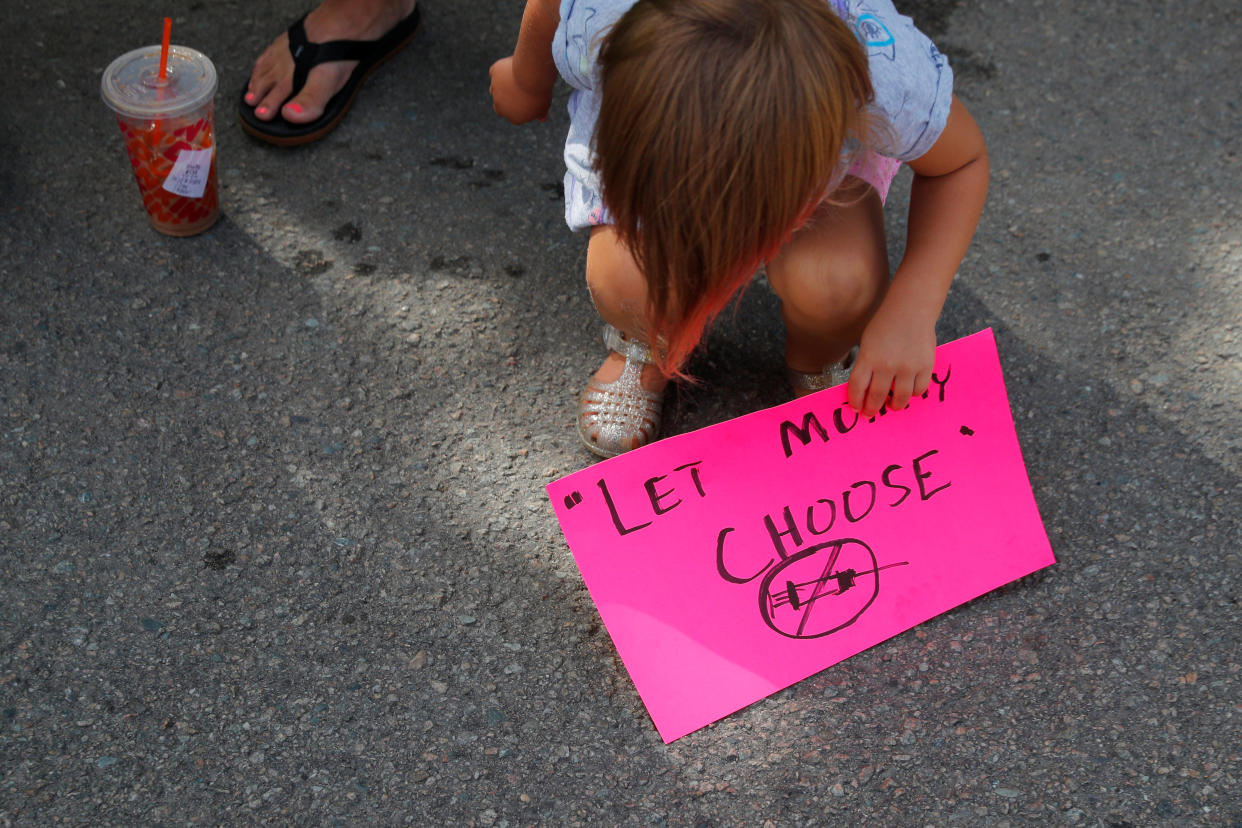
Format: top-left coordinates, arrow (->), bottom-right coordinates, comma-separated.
546,329 -> 1055,742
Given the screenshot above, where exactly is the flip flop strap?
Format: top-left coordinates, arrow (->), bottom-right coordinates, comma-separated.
286,16 -> 388,97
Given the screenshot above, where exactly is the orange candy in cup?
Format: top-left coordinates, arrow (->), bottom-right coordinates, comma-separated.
116,112 -> 219,236
102,40 -> 220,237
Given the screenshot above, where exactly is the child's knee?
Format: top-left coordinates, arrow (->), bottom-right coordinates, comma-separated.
585,254 -> 628,316
586,228 -> 647,317
769,245 -> 886,323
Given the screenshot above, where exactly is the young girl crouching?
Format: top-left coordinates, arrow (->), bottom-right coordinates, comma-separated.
490,0 -> 989,458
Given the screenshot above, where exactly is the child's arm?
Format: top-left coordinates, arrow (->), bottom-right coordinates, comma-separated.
489,0 -> 561,124
848,96 -> 989,416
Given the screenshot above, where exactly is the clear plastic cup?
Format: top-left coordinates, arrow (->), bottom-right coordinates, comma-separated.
101,45 -> 219,236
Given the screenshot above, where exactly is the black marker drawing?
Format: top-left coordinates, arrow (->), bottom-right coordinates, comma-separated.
757,538 -> 908,639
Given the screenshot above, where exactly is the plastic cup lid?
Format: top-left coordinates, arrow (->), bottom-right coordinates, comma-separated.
101,44 -> 217,119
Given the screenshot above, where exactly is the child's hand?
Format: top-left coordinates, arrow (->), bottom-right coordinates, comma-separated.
848,307 -> 937,416
489,57 -> 552,124
847,96 -> 989,417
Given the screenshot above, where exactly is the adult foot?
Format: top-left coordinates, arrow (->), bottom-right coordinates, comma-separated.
243,0 -> 417,125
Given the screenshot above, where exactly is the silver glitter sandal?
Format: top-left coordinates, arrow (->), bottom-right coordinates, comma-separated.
788,346 -> 858,394
578,324 -> 664,458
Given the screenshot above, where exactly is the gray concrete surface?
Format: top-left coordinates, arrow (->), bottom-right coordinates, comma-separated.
2,0 -> 1239,824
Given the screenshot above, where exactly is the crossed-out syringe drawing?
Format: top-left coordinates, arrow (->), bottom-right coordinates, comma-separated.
758,538 -> 908,639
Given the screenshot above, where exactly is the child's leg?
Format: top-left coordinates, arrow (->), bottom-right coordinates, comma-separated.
578,225 -> 667,456
766,178 -> 889,391
584,226 -> 668,390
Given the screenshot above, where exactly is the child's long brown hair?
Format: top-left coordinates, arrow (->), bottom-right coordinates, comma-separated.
595,0 -> 877,377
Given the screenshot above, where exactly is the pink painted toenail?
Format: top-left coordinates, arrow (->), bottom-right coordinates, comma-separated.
244,92 -> 255,104
256,106 -> 269,116
286,103 -> 303,115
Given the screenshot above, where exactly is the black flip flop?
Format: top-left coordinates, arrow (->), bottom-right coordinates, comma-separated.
238,5 -> 421,146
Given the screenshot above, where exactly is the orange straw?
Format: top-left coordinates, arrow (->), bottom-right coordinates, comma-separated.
158,17 -> 172,79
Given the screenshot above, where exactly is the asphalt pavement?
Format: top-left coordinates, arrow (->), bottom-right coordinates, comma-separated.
2,0 -> 1240,824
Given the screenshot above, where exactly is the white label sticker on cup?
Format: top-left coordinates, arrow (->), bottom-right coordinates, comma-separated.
162,147 -> 214,199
